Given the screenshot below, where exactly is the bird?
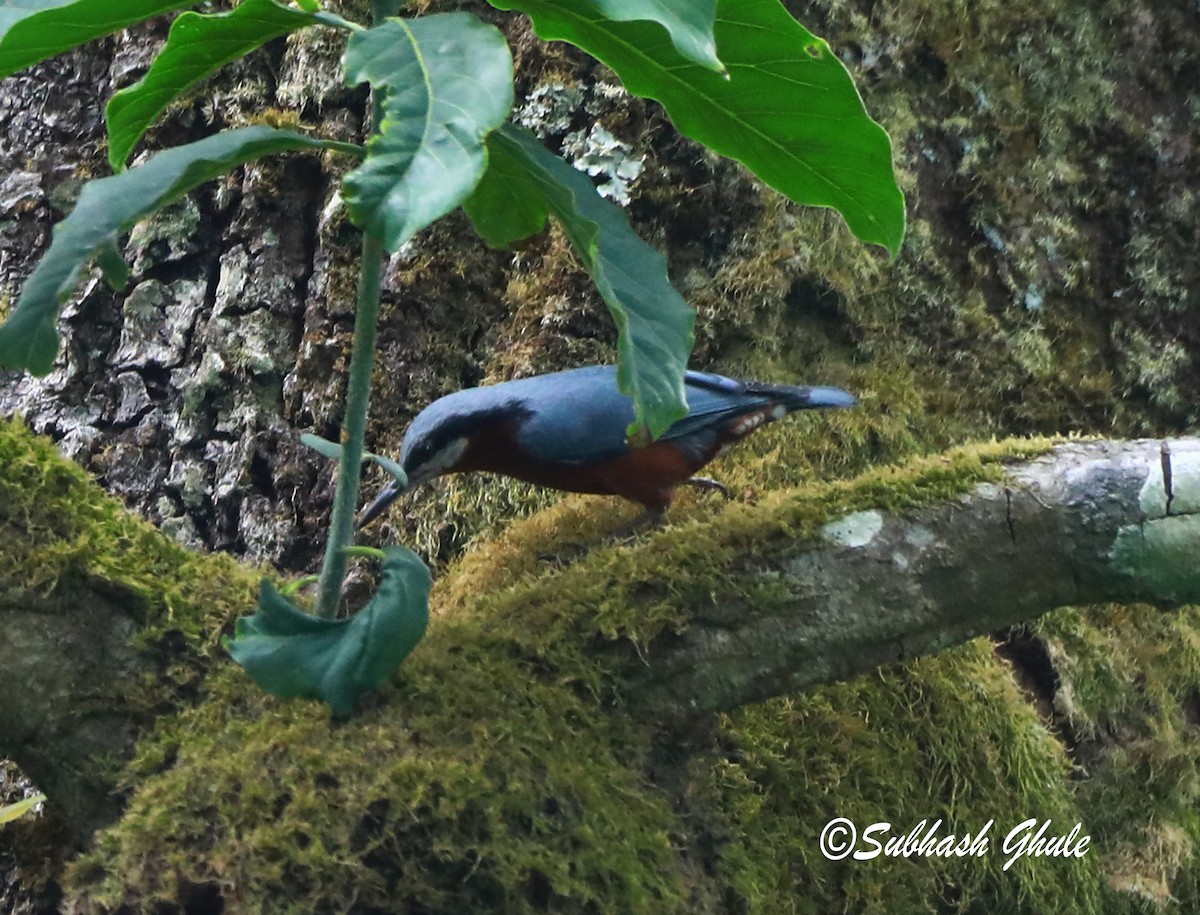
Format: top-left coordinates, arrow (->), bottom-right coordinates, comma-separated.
356,364 -> 856,529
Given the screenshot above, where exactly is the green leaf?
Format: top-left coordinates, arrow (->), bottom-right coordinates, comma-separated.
490,0 -> 905,255
95,240 -> 131,291
465,125 -> 694,440
0,126 -> 350,376
227,546 -> 431,718
0,0 -> 193,78
571,0 -> 720,72
106,0 -> 325,171
460,131 -> 548,247
342,13 -> 514,250
367,454 -> 406,487
0,794 -> 45,827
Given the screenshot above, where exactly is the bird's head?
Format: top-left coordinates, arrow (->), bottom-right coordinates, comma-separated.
356,392 -> 526,529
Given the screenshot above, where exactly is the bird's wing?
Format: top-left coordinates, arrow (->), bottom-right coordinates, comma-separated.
517,368 -> 767,464
657,371 -> 772,446
514,366 -> 637,464
514,366 -> 829,465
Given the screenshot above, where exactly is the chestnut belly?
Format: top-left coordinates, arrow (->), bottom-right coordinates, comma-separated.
469,440 -> 710,510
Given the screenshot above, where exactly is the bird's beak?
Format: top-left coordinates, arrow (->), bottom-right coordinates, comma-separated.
355,480 -> 410,530
803,386 -> 858,409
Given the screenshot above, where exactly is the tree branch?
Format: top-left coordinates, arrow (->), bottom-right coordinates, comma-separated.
624,438 -> 1200,721
4,435 -> 1197,846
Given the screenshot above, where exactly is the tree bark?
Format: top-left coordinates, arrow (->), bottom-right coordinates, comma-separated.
0,577 -> 155,847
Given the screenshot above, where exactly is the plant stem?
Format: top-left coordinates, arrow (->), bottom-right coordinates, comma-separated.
314,233 -> 383,618
313,0 -> 398,618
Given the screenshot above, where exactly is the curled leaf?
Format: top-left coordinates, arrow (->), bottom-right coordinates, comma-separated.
301,434 -> 407,487
227,546 -> 431,718
465,125 -> 693,440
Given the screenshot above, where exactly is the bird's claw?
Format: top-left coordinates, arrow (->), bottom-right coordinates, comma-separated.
686,476 -> 731,499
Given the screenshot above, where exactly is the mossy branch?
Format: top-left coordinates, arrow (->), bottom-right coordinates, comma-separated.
0,419 -> 262,850
618,438 -> 1200,723
2,428 -> 1197,855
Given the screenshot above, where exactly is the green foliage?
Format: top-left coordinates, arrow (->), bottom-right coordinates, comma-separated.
0,0 -> 903,715
227,547 -> 431,718
342,14 -> 514,249
105,0 -> 329,171
466,125 -> 695,440
0,0 -> 191,78
0,126 -> 352,376
528,0 -> 723,72
489,0 -> 906,255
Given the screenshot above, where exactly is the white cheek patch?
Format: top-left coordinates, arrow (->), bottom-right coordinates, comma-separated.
426,437 -> 468,476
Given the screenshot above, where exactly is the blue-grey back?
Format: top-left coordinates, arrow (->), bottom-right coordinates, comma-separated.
401,365 -> 820,468
513,365 -> 774,464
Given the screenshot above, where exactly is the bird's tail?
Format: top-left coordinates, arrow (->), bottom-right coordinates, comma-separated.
355,481 -> 405,530
745,382 -> 857,412
684,370 -> 857,413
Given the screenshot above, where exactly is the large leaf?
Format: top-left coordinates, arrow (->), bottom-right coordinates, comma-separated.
106,0 -> 327,171
0,126 -> 350,375
490,0 -> 905,255
227,546 -> 431,718
342,13 -> 513,250
464,124 -> 694,441
572,0 -> 719,72
0,0 -> 193,78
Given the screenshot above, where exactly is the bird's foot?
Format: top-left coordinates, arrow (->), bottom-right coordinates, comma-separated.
534,506 -> 666,562
608,505 -> 667,542
685,476 -> 731,499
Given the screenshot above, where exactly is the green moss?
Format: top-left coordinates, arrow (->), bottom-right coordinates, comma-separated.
66,435 -> 1068,913
0,418 -> 259,649
651,0 -> 1200,439
0,418 -> 261,891
1033,605 -> 1200,906
438,436 -> 1058,657
692,641 -> 1107,914
71,593 -> 689,912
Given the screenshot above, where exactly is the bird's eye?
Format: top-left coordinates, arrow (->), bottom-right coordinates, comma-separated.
411,437 -> 468,482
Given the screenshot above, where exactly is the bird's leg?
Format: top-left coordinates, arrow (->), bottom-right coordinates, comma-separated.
686,476 -> 731,499
609,505 -> 667,540
537,505 -> 668,564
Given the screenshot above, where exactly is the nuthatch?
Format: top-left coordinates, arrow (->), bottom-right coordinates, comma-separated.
357,364 -> 855,527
